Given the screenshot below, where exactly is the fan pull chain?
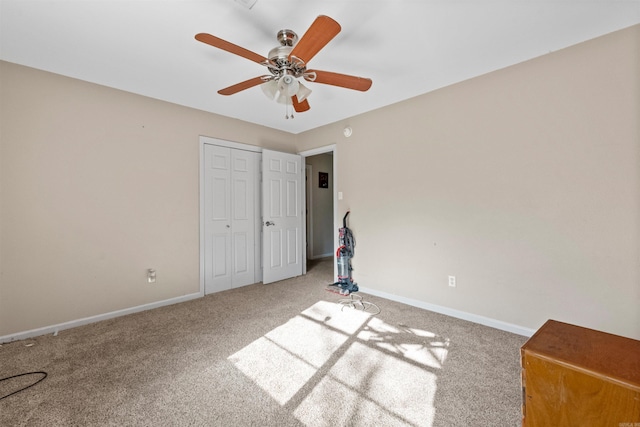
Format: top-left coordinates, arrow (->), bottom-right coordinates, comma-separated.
285,100 -> 294,119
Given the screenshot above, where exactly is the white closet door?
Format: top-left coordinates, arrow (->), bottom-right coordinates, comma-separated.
230,149 -> 256,287
204,145 -> 257,294
204,145 -> 232,293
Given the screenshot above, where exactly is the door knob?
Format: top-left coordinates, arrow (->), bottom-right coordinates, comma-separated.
265,221 -> 275,226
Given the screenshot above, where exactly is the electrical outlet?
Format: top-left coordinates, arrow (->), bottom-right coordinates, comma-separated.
448,275 -> 456,287
147,269 -> 156,283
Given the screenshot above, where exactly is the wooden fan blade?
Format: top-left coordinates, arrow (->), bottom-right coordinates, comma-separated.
218,76 -> 271,96
195,33 -> 268,65
306,70 -> 372,92
288,16 -> 341,64
292,96 -> 310,113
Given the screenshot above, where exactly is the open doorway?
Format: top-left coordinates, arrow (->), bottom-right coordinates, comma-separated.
300,145 -> 337,276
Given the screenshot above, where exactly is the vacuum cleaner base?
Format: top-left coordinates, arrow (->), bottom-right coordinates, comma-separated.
333,292 -> 380,314
326,281 -> 359,295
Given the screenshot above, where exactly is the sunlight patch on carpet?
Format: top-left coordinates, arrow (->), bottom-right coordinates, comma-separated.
301,300 -> 372,334
358,317 -> 449,369
228,301 -> 371,405
294,341 -> 437,426
228,300 -> 445,426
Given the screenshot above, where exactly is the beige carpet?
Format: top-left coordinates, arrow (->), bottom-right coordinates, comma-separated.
1,258 -> 527,426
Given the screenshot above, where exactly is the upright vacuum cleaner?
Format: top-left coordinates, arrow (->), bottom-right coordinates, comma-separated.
328,211 -> 358,295
327,212 -> 380,314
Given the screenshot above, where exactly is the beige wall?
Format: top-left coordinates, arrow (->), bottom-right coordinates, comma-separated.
2,24 -> 639,340
0,61 -> 296,336
297,25 -> 640,339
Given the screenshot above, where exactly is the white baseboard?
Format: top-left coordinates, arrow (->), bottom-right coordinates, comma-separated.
1,287 -> 535,343
310,252 -> 333,260
0,292 -> 202,344
358,287 -> 535,337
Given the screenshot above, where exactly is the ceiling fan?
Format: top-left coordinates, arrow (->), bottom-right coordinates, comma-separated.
195,15 -> 372,118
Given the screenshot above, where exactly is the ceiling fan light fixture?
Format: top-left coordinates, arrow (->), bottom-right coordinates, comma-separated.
275,92 -> 290,105
263,76 -> 307,105
261,80 -> 278,100
296,81 -> 312,102
278,74 -> 300,97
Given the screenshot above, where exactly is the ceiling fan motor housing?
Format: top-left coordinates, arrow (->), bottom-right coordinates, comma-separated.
277,29 -> 298,46
267,29 -> 306,79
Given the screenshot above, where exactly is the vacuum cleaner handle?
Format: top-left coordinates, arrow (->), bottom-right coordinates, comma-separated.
343,211 -> 350,228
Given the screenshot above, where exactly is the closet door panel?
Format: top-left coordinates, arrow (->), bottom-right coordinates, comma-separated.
230,149 -> 256,287
204,145 -> 232,293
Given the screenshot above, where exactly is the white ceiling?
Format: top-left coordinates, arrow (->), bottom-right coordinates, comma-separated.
1,0 -> 639,134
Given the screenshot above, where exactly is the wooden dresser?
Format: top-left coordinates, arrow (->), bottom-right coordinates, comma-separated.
521,319 -> 640,426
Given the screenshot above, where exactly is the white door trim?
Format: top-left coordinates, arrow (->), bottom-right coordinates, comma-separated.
199,136 -> 263,296
299,144 -> 337,278
305,165 -> 314,260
